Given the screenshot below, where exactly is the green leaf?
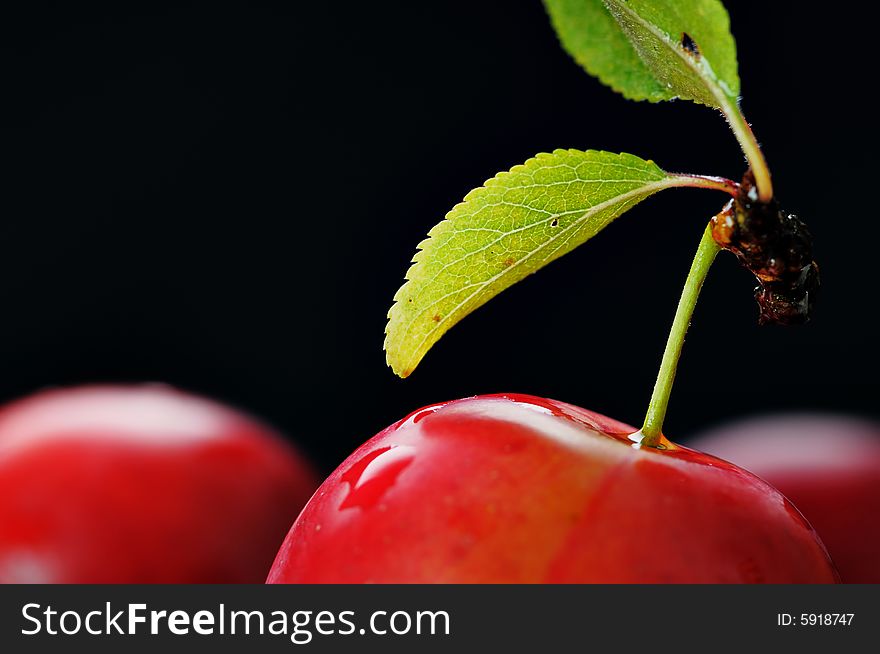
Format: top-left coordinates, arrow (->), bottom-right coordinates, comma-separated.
544,0 -> 739,107
385,149 -> 687,377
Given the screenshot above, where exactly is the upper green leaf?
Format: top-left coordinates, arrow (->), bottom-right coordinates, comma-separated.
385,149 -> 687,377
544,0 -> 739,107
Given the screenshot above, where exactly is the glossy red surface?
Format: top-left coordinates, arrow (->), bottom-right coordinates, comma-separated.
690,414 -> 880,583
268,394 -> 838,583
0,385 -> 318,583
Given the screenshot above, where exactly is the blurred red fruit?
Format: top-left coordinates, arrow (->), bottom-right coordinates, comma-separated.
0,385 -> 318,583
689,414 -> 880,583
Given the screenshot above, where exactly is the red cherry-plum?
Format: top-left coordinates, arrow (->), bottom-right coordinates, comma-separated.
268,394 -> 837,583
689,414 -> 880,583
0,385 -> 318,583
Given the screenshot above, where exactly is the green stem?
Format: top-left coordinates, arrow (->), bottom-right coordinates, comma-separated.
637,221 -> 721,448
719,98 -> 773,203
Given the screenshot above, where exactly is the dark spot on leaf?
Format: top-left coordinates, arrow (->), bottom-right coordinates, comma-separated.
680,32 -> 700,58
502,257 -> 516,268
432,314 -> 441,322
408,298 -> 413,303
550,218 -> 559,227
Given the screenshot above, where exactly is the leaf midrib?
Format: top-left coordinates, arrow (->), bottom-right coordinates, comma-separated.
604,0 -> 734,105
394,175 -> 687,372
407,172 -> 674,308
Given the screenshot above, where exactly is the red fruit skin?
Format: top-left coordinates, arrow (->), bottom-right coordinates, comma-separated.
0,385 -> 318,583
267,394 -> 837,583
689,414 -> 880,584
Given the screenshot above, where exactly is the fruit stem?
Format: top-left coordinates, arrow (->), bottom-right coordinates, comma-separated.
671,173 -> 739,197
720,99 -> 773,203
637,221 -> 721,448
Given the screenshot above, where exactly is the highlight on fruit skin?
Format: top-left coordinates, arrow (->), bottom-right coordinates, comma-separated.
267,394 -> 838,584
0,384 -> 319,583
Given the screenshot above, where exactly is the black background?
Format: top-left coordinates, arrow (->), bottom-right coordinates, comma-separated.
1,1 -> 876,470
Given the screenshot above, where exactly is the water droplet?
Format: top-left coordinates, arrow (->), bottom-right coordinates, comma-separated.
339,445 -> 416,510
627,429 -> 676,451
412,407 -> 439,424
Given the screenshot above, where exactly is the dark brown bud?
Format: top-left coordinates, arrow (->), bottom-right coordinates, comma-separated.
755,261 -> 820,326
711,171 -> 819,325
